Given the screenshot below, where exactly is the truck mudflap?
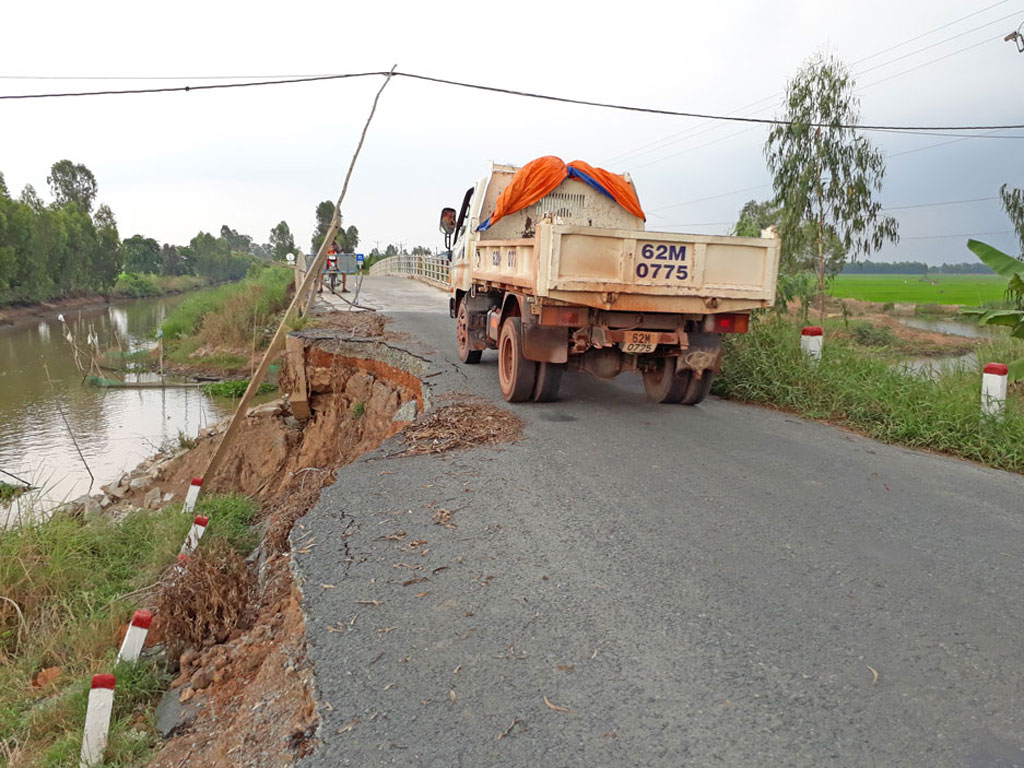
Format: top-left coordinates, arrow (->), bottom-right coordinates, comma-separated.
676,331 -> 723,374
522,315 -> 568,364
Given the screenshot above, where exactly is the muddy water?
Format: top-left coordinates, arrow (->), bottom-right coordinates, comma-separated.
0,296 -> 234,516
896,317 -> 1006,377
897,316 -> 1007,339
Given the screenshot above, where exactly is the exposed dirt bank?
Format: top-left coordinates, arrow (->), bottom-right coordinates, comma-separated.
89,320 -> 429,767
0,294 -> 113,329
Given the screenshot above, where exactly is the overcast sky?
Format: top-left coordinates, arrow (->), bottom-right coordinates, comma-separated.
2,0 -> 1022,265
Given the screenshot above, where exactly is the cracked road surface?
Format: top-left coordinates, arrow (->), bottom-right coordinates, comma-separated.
296,277 -> 1024,767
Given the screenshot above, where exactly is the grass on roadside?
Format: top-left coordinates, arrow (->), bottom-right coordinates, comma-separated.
0,494 -> 258,767
160,266 -> 292,364
714,316 -> 1024,473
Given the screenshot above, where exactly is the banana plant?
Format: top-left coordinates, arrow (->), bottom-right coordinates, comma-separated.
962,239 -> 1024,381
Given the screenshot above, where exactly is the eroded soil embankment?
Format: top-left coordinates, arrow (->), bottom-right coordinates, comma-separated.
140,332 -> 427,767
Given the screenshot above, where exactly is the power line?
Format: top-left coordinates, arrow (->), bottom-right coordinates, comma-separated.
860,34 -> 1005,90
648,184 -> 772,213
0,71 -> 387,100
0,72 -> 337,81
855,8 -> 1024,77
657,196 -> 1003,225
850,0 -> 1011,65
901,229 -> 1012,240
3,69 -> 1023,134
399,72 -> 1024,131
881,196 -> 1000,211
604,3 -> 1021,167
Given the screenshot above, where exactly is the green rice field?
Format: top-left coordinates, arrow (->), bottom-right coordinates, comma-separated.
830,274 -> 1006,306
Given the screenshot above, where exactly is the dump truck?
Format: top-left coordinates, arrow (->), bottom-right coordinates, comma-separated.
438,156 -> 780,404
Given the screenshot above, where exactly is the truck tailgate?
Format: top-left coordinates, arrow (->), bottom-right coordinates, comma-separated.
538,224 -> 779,303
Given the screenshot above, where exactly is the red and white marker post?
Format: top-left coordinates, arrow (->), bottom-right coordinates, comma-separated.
116,610 -> 152,663
183,477 -> 203,515
982,362 -> 1008,417
180,515 -> 209,555
801,326 -> 823,361
80,674 -> 115,767
174,553 -> 190,576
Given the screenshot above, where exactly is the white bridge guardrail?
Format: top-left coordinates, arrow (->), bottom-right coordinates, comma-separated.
369,253 -> 450,288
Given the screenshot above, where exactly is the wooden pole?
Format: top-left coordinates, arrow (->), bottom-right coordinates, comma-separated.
200,66 -> 397,492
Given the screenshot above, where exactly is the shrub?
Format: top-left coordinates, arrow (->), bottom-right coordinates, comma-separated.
714,316 -> 1024,472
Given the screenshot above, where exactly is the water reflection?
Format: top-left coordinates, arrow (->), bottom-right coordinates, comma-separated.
897,316 -> 1007,339
0,295 -> 235,512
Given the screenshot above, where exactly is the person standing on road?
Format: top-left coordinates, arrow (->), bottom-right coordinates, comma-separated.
318,243 -> 340,294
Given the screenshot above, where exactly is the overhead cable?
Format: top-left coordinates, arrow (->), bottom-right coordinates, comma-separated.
2,69 -> 1022,134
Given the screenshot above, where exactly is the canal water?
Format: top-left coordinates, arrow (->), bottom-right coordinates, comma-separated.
896,316 -> 1008,377
0,295 -> 236,519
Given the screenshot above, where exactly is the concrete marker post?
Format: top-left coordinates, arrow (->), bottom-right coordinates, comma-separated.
801,326 -> 823,361
116,610 -> 152,663
180,515 -> 210,555
982,362 -> 1008,417
174,553 -> 190,576
182,477 -> 202,515
80,674 -> 115,767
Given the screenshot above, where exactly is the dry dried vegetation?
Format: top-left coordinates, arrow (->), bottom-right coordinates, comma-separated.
399,403 -> 523,457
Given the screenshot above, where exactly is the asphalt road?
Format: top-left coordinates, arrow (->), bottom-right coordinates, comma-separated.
297,278 -> 1024,767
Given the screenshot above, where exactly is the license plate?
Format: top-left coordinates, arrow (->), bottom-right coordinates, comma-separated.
635,241 -> 690,282
621,331 -> 657,354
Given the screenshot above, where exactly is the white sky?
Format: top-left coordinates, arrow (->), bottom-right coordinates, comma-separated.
2,0 -> 1022,265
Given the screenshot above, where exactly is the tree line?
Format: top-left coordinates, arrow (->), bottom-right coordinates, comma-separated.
0,162 -> 368,306
0,162 -> 121,305
840,260 -> 995,275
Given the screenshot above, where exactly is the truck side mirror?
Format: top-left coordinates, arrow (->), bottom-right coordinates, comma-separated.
439,207 -> 457,236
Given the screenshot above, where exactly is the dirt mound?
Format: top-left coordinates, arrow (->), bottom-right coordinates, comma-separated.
398,402 -> 523,456
307,310 -> 405,340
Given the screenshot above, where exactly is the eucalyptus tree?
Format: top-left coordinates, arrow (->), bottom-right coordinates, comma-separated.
765,53 -> 898,316
1000,184 -> 1024,256
47,160 -> 98,213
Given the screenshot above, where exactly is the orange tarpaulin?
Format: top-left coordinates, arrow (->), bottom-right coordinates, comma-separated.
479,156 -> 645,230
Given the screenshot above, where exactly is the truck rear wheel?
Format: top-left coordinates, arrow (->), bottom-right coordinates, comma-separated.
456,302 -> 482,364
642,360 -> 687,403
532,362 -> 563,402
680,370 -> 714,405
498,318 -> 536,402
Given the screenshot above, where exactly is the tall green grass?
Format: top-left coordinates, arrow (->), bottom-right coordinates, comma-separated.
0,494 -> 257,766
111,274 -> 206,299
714,317 -> 1024,472
160,266 -> 292,351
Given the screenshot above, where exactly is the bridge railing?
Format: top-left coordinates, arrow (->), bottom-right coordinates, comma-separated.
368,254 -> 450,289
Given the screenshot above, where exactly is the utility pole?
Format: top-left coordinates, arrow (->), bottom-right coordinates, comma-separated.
1006,23 -> 1023,52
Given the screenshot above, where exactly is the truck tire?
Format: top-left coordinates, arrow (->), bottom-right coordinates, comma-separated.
532,362 -> 564,402
456,302 -> 482,364
680,370 -> 714,405
498,318 -> 536,402
642,361 -> 687,403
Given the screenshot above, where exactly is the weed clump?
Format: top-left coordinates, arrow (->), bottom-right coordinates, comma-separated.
155,540 -> 255,659
202,380 -> 277,398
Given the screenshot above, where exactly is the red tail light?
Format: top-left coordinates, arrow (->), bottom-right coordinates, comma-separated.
705,313 -> 749,334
